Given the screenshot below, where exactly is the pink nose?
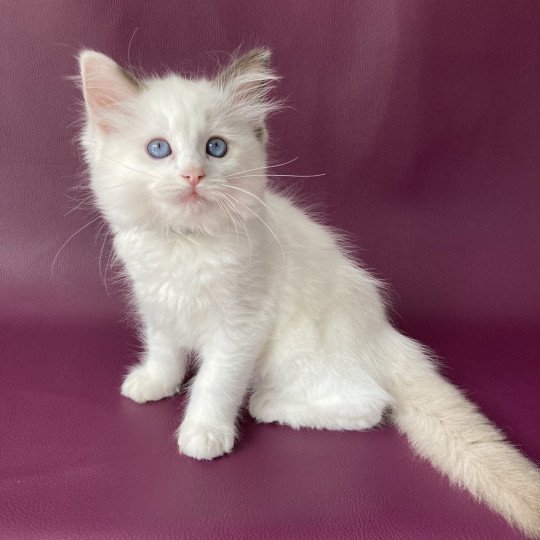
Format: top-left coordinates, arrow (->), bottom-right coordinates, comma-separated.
182,167 -> 205,187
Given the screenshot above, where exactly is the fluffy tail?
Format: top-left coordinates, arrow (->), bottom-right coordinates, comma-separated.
382,329 -> 540,538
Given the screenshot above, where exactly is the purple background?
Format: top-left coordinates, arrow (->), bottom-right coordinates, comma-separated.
1,1 -> 539,538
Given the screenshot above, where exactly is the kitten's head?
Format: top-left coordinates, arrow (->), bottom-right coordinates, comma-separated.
79,49 -> 278,235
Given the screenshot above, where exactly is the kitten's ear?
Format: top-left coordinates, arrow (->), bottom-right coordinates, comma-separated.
215,48 -> 278,117
79,50 -> 141,132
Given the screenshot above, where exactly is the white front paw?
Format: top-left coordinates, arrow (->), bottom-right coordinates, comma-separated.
121,364 -> 179,404
177,421 -> 235,460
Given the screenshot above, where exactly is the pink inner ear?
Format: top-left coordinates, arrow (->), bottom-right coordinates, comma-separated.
89,92 -> 118,111
81,54 -> 139,131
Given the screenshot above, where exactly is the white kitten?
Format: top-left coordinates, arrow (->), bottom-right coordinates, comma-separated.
78,49 -> 540,537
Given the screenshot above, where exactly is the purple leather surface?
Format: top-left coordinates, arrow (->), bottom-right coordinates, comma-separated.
1,1 -> 539,538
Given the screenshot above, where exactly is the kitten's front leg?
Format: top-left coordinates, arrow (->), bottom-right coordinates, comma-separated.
121,326 -> 188,404
177,331 -> 263,460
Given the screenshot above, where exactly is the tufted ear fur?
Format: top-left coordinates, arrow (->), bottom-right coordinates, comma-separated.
79,50 -> 142,132
214,48 -> 279,134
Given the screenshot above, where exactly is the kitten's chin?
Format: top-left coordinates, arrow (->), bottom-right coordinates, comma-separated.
163,188 -> 206,207
161,199 -> 225,237
159,192 -> 213,217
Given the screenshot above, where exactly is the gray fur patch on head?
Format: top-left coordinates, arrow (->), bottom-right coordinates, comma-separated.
254,126 -> 266,142
117,65 -> 144,92
216,48 -> 271,88
212,48 -> 280,128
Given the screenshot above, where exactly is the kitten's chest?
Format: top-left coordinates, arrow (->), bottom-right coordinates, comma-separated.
114,231 -> 237,334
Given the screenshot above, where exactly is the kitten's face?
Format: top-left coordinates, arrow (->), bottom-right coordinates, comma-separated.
80,50 -> 275,235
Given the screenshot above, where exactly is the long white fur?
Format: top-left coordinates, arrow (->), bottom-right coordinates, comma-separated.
78,49 -> 540,537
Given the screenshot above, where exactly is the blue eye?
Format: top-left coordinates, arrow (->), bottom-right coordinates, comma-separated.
206,137 -> 227,158
147,138 -> 172,159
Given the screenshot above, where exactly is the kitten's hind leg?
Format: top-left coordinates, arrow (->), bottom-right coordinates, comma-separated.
249,378 -> 392,431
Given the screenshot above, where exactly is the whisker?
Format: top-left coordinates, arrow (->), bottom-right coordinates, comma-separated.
219,193 -> 253,262
51,216 -> 102,276
215,198 -> 229,239
223,191 -> 285,261
170,226 -> 199,246
68,184 -> 91,193
233,173 -> 326,179
64,194 -> 96,215
224,184 -> 278,225
85,180 -> 142,192
104,237 -> 116,288
97,224 -> 112,297
223,156 -> 299,179
160,210 -> 166,243
126,27 -> 139,70
219,197 -> 240,248
103,153 -> 165,181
